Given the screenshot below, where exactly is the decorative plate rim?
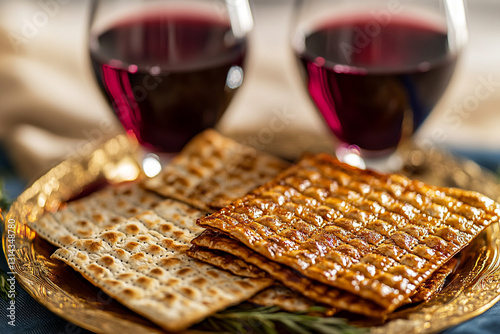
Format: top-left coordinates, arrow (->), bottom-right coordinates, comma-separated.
3,134 -> 500,334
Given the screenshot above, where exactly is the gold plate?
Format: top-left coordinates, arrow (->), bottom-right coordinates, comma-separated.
3,133 -> 500,334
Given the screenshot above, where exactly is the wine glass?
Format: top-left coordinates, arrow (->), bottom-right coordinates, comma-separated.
292,0 -> 467,171
88,0 -> 253,175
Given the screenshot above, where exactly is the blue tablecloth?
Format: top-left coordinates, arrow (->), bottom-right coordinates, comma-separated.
1,148 -> 500,334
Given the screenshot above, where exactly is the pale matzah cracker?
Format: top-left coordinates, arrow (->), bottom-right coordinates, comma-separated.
52,210 -> 273,332
149,198 -> 206,235
198,153 -> 500,313
142,129 -> 289,211
29,183 -> 165,247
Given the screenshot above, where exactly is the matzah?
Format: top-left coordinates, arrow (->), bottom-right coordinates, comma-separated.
191,230 -> 459,313
142,129 -> 289,211
191,230 -> 386,317
410,258 -> 457,303
187,245 -> 267,278
188,246 -> 320,313
29,183 -> 164,247
248,285 -> 322,313
52,209 -> 273,332
197,153 -> 500,313
188,245 -> 337,313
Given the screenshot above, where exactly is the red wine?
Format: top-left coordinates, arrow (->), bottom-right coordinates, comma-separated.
296,15 -> 457,152
91,13 -> 246,153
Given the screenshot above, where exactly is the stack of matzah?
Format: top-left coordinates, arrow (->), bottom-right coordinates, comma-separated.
191,153 -> 500,318
29,129 -> 497,332
52,208 -> 274,331
32,130 -> 315,332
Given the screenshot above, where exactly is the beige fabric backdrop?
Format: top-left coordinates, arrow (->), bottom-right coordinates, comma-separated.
0,0 -> 499,180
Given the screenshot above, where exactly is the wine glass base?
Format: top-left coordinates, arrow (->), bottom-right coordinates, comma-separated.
335,145 -> 403,172
138,150 -> 176,178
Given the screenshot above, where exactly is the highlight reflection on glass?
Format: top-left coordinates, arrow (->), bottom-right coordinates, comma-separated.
142,153 -> 162,178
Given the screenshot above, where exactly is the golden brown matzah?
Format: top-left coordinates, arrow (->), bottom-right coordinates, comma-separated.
52,209 -> 273,332
197,154 -> 500,313
248,285 -> 321,313
187,245 -> 267,278
142,129 -> 289,211
410,258 -> 457,303
191,230 -> 386,317
191,230 -> 459,312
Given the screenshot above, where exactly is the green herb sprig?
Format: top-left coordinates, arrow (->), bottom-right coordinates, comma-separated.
198,305 -> 368,334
